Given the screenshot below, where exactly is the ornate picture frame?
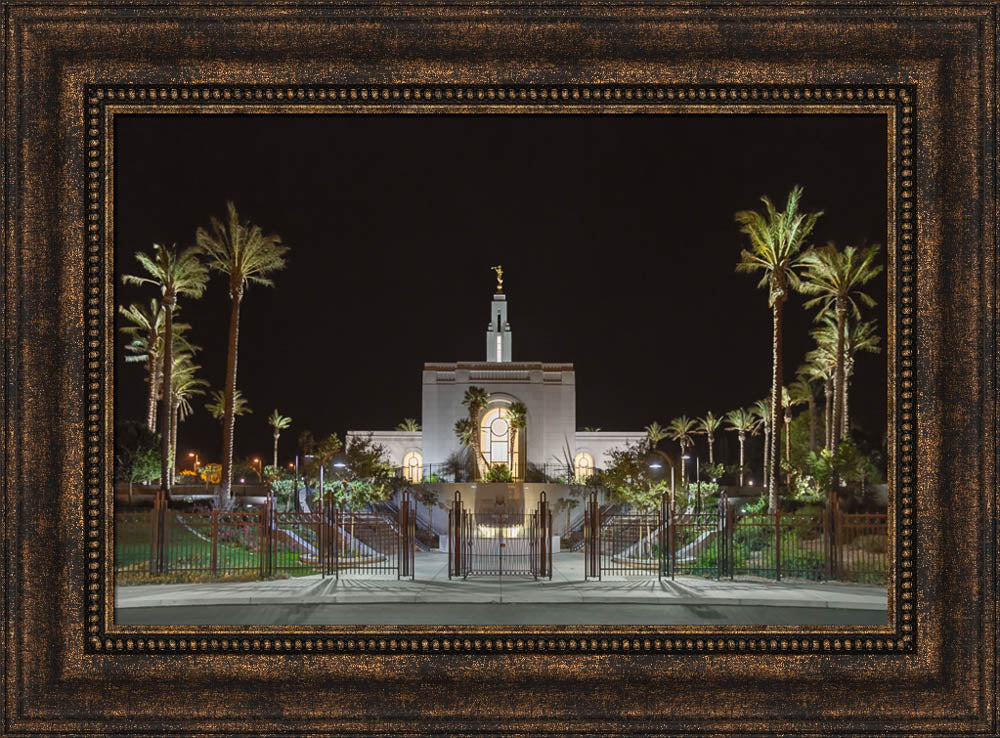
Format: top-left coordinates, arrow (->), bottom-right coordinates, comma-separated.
3,3 -> 996,734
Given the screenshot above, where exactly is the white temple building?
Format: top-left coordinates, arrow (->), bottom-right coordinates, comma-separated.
347,270 -> 646,502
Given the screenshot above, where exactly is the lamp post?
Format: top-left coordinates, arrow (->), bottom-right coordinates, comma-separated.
252,457 -> 262,482
187,451 -> 200,475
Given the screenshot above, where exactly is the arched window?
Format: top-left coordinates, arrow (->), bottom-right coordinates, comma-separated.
574,452 -> 595,481
479,406 -> 520,477
402,451 -> 423,483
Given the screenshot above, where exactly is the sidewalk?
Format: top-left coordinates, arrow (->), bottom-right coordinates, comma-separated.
116,552 -> 888,612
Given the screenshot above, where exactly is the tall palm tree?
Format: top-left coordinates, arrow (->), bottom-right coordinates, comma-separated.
395,418 -> 421,432
751,398 -> 772,489
696,411 -> 723,464
123,244 -> 209,496
798,243 -> 882,452
724,407 -> 758,486
736,185 -> 822,512
790,370 -> 819,454
666,415 -> 698,487
268,409 -> 293,470
168,355 -> 208,486
196,202 -> 288,505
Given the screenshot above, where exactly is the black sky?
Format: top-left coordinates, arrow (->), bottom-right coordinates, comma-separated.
114,113 -> 888,470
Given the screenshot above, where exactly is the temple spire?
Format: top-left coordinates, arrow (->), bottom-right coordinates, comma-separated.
486,267 -> 512,362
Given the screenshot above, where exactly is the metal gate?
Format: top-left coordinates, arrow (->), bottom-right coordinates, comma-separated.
447,490 -> 551,579
584,490 -> 667,579
322,490 -> 415,579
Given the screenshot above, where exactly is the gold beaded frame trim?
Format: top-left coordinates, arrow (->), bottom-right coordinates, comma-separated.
88,84 -> 915,656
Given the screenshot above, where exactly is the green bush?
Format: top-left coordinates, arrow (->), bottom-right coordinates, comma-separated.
483,463 -> 513,482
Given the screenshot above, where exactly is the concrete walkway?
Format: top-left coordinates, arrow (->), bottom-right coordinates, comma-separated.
116,552 -> 887,624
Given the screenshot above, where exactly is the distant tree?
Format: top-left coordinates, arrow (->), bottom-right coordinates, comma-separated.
454,386 -> 490,476
751,398 -> 772,490
724,408 -> 758,486
268,409 -> 293,470
581,426 -> 602,432
416,487 -> 440,532
735,185 -> 823,512
696,411 -> 723,464
168,353 -> 208,486
666,416 -> 698,485
115,420 -> 162,501
644,421 -> 669,452
396,418 -> 421,432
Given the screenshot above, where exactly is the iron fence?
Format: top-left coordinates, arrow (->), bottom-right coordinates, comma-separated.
584,490 -> 889,585
115,495 -> 414,580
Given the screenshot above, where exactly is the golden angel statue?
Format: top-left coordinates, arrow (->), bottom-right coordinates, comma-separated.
491,265 -> 503,292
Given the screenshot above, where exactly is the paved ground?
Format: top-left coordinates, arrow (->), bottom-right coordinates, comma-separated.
116,552 -> 888,625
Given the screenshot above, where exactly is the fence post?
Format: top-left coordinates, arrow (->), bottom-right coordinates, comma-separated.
718,491 -> 729,580
211,507 -> 219,575
538,491 -> 548,580
149,497 -> 158,575
775,508 -> 782,582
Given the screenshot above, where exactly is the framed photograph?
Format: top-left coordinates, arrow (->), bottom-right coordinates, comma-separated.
3,2 -> 997,735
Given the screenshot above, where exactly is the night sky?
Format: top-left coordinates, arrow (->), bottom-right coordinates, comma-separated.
114,113 -> 888,471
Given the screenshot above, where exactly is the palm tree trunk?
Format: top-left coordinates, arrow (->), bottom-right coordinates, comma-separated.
843,362 -> 852,440
762,425 -> 769,488
738,431 -> 745,486
273,432 -> 279,471
769,298 -> 784,513
784,413 -> 791,485
824,377 -> 833,451
832,301 -> 847,451
146,359 -> 158,432
170,398 -> 179,488
707,437 -> 714,465
221,287 -> 244,505
160,300 -> 175,495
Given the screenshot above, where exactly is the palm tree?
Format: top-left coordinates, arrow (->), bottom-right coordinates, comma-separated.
582,426 -> 602,432
751,398 -> 772,489
666,416 -> 698,487
798,243 -> 882,452
168,355 -> 208,486
644,421 -> 669,453
123,244 -> 209,496
805,342 -> 836,451
736,185 -> 822,512
724,408 -> 758,486
120,302 -> 196,433
207,388 -> 252,432
395,418 -> 421,432
780,385 -> 807,481
508,402 -> 527,478
696,411 -> 723,464
454,386 -> 490,476
196,202 -> 288,505
119,300 -> 164,431
268,409 -> 293,470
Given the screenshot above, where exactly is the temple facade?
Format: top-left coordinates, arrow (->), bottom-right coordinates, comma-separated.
347,270 -> 645,487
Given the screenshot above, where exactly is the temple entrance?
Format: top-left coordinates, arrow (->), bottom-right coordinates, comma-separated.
447,491 -> 551,579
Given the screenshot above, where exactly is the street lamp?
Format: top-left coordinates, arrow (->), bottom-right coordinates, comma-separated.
252,457 -> 262,481
187,451 -> 200,474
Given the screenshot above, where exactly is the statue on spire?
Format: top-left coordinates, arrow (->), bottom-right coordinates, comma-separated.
491,265 -> 504,293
